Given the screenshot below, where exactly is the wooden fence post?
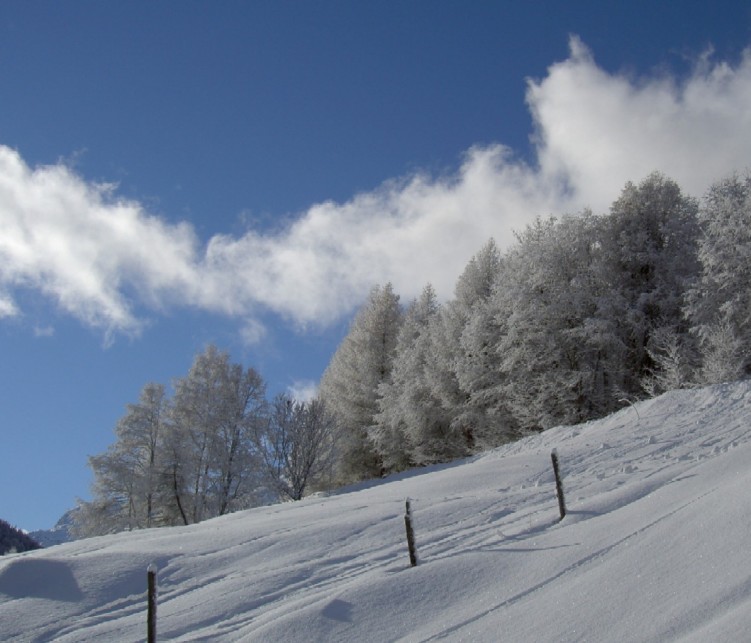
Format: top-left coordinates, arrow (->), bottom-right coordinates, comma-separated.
404,498 -> 418,567
147,563 -> 158,643
551,449 -> 566,521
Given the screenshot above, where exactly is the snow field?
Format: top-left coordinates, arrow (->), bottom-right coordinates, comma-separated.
2,382 -> 751,641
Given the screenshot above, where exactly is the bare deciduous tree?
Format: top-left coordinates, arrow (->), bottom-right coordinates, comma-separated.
255,395 -> 335,501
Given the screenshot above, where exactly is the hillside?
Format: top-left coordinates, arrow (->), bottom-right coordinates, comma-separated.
2,382 -> 751,641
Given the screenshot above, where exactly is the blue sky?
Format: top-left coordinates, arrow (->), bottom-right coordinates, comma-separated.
2,1 -> 751,532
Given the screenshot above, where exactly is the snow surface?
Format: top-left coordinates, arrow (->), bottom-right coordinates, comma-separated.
3,382 -> 751,642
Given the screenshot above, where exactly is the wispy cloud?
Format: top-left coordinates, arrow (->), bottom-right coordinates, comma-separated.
0,293 -> 19,318
239,318 -> 267,346
2,37 -> 751,340
286,380 -> 319,403
33,325 -> 55,338
0,149 -> 199,338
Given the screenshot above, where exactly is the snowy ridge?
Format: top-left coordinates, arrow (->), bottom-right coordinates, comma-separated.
2,382 -> 751,641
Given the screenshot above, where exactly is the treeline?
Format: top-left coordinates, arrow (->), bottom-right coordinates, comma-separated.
81,171 -> 751,536
75,346 -> 336,537
318,172 -> 751,482
0,519 -> 41,555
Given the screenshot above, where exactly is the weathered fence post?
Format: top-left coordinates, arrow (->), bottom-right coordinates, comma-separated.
404,498 -> 418,567
551,449 -> 566,521
147,563 -> 158,643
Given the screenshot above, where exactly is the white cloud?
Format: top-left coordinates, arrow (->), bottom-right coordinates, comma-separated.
529,36 -> 751,213
199,146 -> 561,327
0,293 -> 18,318
0,148 -> 200,336
286,380 -> 319,403
2,37 -> 751,338
33,325 -> 55,338
239,318 -> 267,346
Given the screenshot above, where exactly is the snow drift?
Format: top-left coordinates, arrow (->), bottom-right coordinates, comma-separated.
2,382 -> 751,641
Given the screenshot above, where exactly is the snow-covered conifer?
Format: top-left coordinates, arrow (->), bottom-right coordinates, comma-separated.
493,215 -> 615,431
687,174 -> 751,383
372,284 -> 441,471
319,283 -> 402,482
420,240 -> 502,459
598,172 -> 700,395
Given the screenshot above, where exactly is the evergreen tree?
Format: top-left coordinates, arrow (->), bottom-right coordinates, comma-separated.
492,215 -> 617,431
319,284 -> 402,482
421,240 -> 502,458
455,292 -> 514,447
598,172 -> 700,396
687,174 -> 751,384
372,284 -> 442,471
0,519 -> 42,555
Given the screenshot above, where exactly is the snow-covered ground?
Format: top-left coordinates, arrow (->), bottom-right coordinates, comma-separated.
3,382 -> 751,642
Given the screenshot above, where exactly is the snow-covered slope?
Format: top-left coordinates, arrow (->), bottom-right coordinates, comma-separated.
2,382 -> 751,642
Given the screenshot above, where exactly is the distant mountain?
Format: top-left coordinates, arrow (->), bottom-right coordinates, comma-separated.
29,509 -> 77,548
0,519 -> 41,555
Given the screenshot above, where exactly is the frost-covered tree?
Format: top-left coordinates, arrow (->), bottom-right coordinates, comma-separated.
598,172 -> 700,396
167,345 -> 266,523
255,395 -> 336,500
456,269 -> 516,448
491,215 -> 619,431
119,383 -> 168,527
687,174 -> 751,384
372,284 -> 442,471
695,321 -> 745,385
76,346 -> 269,536
487,175 -> 698,431
421,240 -> 502,457
312,173 -> 709,478
641,325 -> 697,396
75,383 -> 169,536
319,283 -> 402,482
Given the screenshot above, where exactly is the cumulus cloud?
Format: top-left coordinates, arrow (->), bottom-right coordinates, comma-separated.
2,37 -> 751,339
529,36 -> 751,212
